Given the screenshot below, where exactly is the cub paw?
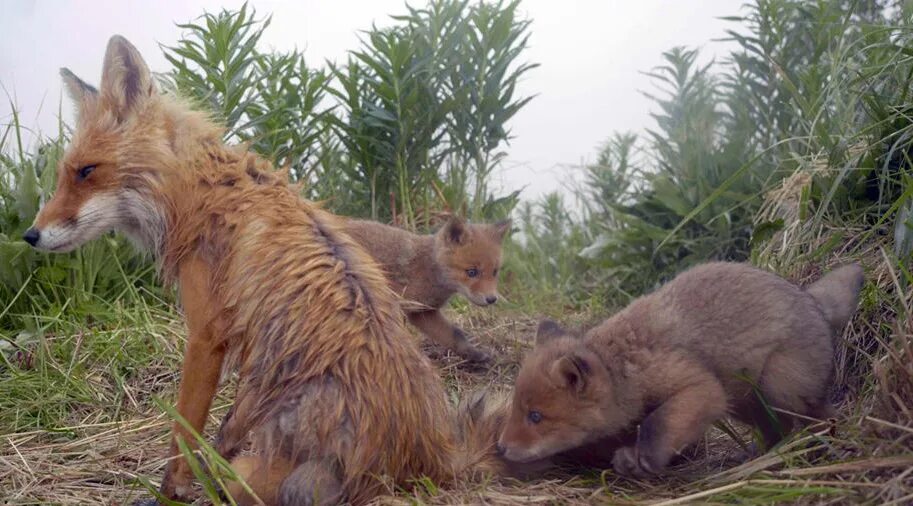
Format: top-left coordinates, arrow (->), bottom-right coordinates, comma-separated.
460,345 -> 493,367
612,445 -> 661,478
158,469 -> 196,503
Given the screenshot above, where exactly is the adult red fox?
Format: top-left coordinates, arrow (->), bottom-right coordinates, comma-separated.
343,217 -> 510,364
25,35 -> 516,505
497,262 -> 863,477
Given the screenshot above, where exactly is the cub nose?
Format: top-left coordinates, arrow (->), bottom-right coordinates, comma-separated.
495,442 -> 506,456
486,295 -> 498,305
22,228 -> 40,246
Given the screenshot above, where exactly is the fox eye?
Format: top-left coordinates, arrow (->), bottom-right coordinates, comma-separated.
466,268 -> 479,278
493,268 -> 499,277
76,164 -> 97,182
527,410 -> 543,424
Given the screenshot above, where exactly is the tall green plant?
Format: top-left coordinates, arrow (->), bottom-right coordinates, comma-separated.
328,24 -> 451,226
163,3 -> 268,137
514,0 -> 912,308
329,0 -> 535,227
164,3 -> 329,182
574,48 -> 759,301
162,1 -> 534,228
503,194 -> 591,307
443,0 -> 537,218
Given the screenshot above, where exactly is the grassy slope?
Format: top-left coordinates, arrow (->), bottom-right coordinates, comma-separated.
1,231 -> 911,505
2,4 -> 912,504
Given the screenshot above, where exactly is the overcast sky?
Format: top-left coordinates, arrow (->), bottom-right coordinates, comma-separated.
1,0 -> 739,201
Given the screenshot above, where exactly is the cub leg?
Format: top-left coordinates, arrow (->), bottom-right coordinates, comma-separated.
278,459 -> 344,506
613,370 -> 727,477
408,309 -> 491,364
224,455 -> 295,506
214,395 -> 258,459
752,348 -> 836,447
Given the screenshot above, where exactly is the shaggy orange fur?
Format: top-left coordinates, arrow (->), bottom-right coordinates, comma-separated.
28,35 -> 518,505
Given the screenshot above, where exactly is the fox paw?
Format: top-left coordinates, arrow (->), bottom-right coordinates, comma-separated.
157,472 -> 196,504
460,346 -> 493,367
612,445 -> 661,478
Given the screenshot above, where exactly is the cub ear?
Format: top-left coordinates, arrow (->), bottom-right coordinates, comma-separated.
491,219 -> 512,242
535,319 -> 571,346
551,353 -> 590,394
440,216 -> 467,245
99,35 -> 155,121
60,68 -> 98,109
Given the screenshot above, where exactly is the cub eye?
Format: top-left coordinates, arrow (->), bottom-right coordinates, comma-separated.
527,410 -> 543,424
493,268 -> 499,276
76,164 -> 97,182
466,268 -> 479,278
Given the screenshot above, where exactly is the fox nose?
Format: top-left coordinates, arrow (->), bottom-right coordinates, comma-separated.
486,295 -> 498,305
22,228 -> 40,246
495,442 -> 506,456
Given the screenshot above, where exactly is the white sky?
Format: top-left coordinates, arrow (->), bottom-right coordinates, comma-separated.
1,0 -> 739,202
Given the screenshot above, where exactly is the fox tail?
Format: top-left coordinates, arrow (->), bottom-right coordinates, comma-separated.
805,263 -> 865,335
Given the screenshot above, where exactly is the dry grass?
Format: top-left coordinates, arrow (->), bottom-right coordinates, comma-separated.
2,269 -> 911,506
1,171 -> 911,504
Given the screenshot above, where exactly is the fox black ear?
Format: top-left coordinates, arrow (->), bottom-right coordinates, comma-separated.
535,319 -> 571,346
441,216 -> 467,245
60,68 -> 98,107
100,35 -> 154,121
491,219 -> 512,242
552,353 -> 590,394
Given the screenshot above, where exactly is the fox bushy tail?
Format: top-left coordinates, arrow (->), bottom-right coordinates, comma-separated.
805,263 -> 864,334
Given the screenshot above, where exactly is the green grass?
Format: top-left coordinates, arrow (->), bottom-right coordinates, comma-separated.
0,293 -> 177,431
1,0 -> 912,504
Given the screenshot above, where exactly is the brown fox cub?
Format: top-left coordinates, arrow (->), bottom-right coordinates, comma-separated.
26,35 -> 517,505
343,217 -> 510,363
498,262 -> 864,477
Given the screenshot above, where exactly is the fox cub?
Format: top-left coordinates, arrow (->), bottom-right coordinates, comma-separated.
344,216 -> 510,364
498,262 -> 864,477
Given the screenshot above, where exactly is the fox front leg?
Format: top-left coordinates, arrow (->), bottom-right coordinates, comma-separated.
613,373 -> 727,477
133,327 -> 226,506
157,258 -> 227,501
